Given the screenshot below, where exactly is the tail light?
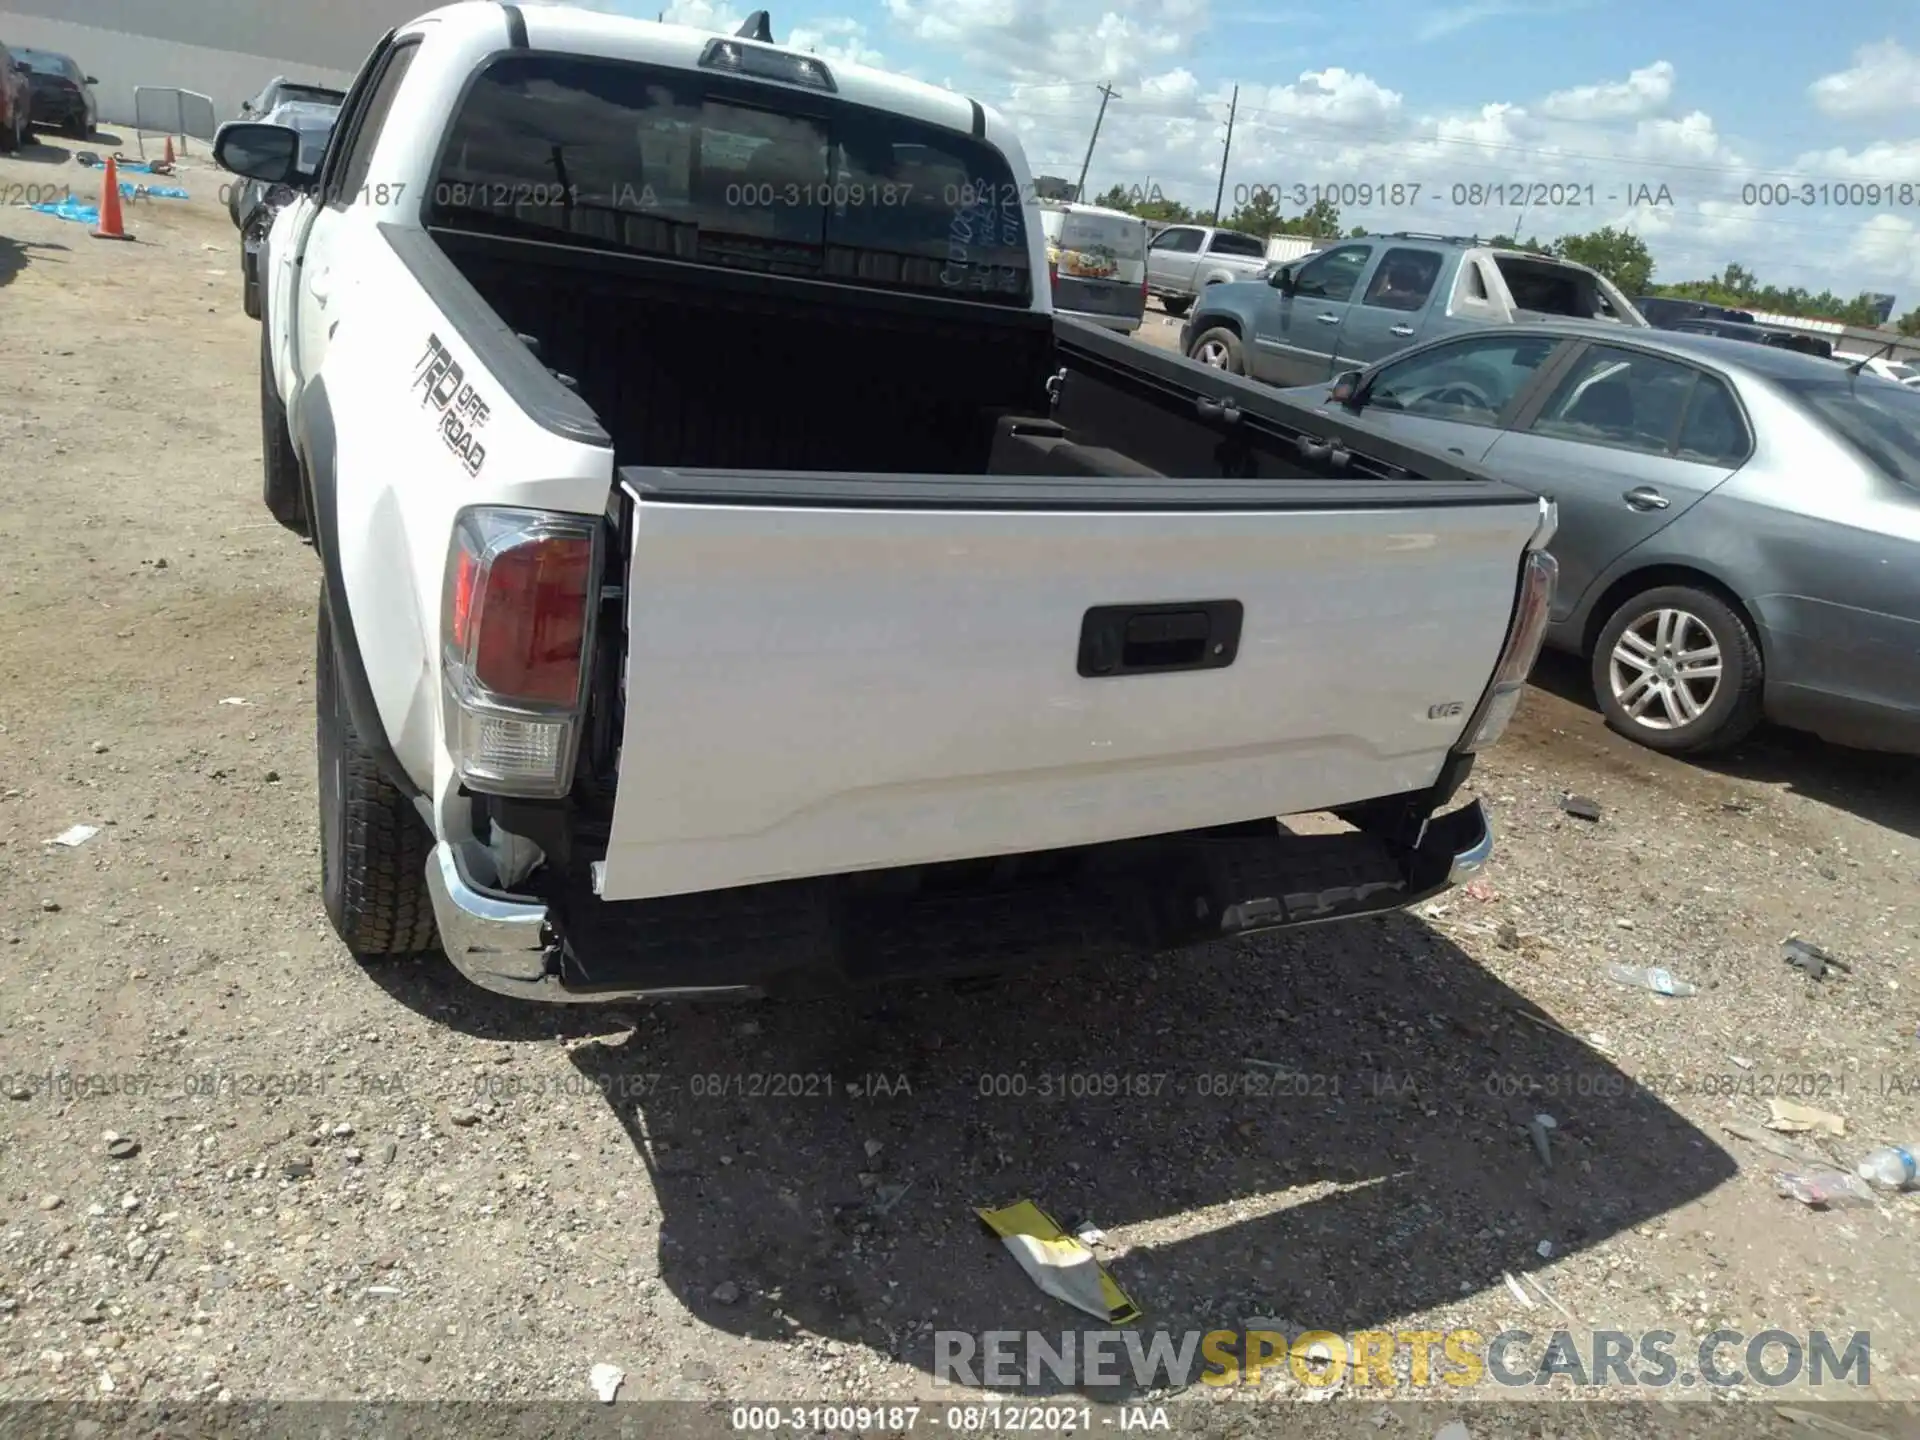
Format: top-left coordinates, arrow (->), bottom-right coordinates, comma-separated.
1458,548 -> 1557,753
441,506 -> 601,797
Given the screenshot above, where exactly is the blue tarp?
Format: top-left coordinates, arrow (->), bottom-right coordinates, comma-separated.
26,184 -> 190,220
29,198 -> 99,225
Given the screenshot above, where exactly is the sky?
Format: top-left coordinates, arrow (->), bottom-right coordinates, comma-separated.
567,0 -> 1919,305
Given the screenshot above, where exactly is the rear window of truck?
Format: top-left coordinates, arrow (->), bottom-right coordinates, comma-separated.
425,53 -> 1031,306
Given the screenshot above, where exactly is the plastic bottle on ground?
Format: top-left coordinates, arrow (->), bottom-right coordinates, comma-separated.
1606,964 -> 1698,997
1774,1170 -> 1876,1208
1856,1145 -> 1919,1192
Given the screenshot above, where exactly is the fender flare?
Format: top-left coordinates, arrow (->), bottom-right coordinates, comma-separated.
298,376 -> 425,799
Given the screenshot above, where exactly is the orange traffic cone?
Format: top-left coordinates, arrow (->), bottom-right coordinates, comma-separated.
162,135 -> 175,167
91,155 -> 132,241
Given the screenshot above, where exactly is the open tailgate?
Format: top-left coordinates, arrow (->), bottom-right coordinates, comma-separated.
594,467 -> 1547,902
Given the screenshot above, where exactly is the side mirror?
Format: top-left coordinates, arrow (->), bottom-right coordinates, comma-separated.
1329,369 -> 1364,407
213,120 -> 303,184
1269,265 -> 1297,295
84,75 -> 99,85
12,61 -> 27,74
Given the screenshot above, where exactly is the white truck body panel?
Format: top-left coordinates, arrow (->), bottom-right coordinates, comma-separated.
596,490 -> 1540,901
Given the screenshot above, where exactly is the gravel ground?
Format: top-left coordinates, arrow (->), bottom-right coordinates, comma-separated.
3,138 -> 1919,1429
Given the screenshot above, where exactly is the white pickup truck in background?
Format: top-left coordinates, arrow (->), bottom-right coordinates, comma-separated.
216,1 -> 1557,1004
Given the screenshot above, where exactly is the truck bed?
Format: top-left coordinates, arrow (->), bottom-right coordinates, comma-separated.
415,227 -> 1546,969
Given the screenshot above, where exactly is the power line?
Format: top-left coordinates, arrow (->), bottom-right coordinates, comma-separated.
993,87 -> 1919,185
1074,83 -> 1121,203
1212,84 -> 1238,225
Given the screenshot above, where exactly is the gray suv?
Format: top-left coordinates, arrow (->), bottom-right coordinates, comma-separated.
1180,232 -> 1646,387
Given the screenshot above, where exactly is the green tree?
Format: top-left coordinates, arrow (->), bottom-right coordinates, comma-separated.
1897,306 -> 1920,338
1272,197 -> 1341,238
1550,226 -> 1654,298
1223,187 -> 1287,237
1091,184 -> 1134,211
1650,268 -> 1890,327
1487,233 -> 1553,255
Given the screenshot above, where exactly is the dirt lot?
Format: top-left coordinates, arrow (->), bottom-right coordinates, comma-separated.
3,134 -> 1919,1426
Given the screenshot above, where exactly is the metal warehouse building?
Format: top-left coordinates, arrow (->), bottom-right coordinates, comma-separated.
0,0 -> 423,129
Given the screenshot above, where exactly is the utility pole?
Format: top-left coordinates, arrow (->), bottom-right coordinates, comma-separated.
1211,85 -> 1239,225
1075,84 -> 1120,203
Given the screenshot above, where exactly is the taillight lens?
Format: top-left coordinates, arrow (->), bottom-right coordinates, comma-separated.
442,507 -> 601,796
1458,548 -> 1557,753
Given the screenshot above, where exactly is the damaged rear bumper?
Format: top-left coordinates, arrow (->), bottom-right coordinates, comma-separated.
424,799 -> 1494,1004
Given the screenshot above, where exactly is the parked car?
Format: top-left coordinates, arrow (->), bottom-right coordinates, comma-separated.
214,3 -> 1557,1001
1666,316 -> 1841,361
226,96 -> 337,230
1636,296 -> 1756,327
1281,324 -> 1920,758
1037,199 -> 1147,334
12,47 -> 95,139
239,76 -> 346,119
1181,232 -> 1647,388
1145,224 -> 1270,316
0,41 -> 31,152
1832,352 -> 1920,387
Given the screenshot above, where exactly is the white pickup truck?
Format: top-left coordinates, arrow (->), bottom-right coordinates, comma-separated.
215,2 -> 1557,1003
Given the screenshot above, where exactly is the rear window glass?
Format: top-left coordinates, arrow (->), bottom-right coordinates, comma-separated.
425,54 -> 1030,306
1781,378 -> 1920,490
1207,231 -> 1265,258
1058,210 -> 1144,259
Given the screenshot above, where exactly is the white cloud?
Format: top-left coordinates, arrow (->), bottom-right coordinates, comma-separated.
1848,215 -> 1920,289
1414,0 -> 1594,43
1808,40 -> 1920,118
1791,139 -> 1920,182
787,15 -> 885,66
1539,61 -> 1674,122
658,0 -> 745,32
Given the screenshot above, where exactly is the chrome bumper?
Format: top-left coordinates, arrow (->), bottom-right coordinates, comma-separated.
423,800 -> 1496,1004
1445,802 -> 1494,883
425,841 -> 564,996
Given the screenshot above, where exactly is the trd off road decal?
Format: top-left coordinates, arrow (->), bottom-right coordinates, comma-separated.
412,334 -> 491,477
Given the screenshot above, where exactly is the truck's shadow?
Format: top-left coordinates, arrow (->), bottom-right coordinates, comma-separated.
389,909 -> 1732,1398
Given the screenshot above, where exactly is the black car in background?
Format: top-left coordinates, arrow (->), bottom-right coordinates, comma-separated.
13,47 -> 95,138
1635,295 -> 1757,327
1666,316 -> 1836,357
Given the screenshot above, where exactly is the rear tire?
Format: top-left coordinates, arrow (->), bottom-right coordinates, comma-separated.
259,325 -> 307,534
1590,584 -> 1764,756
1187,325 -> 1245,375
0,113 -> 17,153
1161,295 -> 1193,319
316,600 -> 438,959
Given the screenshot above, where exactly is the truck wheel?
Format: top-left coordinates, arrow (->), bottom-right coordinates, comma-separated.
259,326 -> 308,535
1590,584 -> 1763,756
1187,326 -> 1245,375
1160,296 -> 1192,319
316,600 -> 439,959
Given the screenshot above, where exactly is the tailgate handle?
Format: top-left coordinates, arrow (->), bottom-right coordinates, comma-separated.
1078,600 -> 1243,677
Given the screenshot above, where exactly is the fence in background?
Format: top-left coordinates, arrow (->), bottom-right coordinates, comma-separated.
131,86 -> 216,157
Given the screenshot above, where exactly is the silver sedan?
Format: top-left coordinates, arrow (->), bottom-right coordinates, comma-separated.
1280,323 -> 1920,757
